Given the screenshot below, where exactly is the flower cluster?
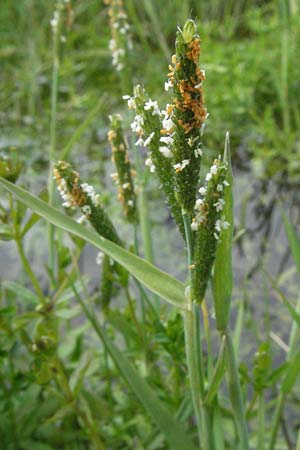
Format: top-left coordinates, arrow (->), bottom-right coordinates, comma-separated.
108,114 -> 138,224
191,157 -> 230,303
104,0 -> 132,72
160,19 -> 208,213
124,85 -> 186,238
191,158 -> 229,237
54,161 -> 122,246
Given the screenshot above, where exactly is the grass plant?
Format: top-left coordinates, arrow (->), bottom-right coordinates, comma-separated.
0,2 -> 300,449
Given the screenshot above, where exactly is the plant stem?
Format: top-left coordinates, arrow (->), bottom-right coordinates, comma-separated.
133,138 -> 160,311
15,237 -> 44,301
54,357 -> 106,450
269,295 -> 300,450
182,210 -> 213,450
125,286 -> 145,346
202,300 -> 214,377
10,194 -> 44,301
296,425 -> 300,450
223,331 -> 249,450
258,391 -> 265,450
48,10 -> 60,286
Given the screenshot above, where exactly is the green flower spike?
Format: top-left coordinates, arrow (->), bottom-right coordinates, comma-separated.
108,114 -> 138,224
125,85 -> 185,239
191,157 -> 229,303
162,19 -> 207,214
54,160 -> 122,246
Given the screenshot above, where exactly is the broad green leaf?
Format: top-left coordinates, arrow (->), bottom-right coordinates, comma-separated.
204,336 -> 226,405
0,178 -> 185,309
213,132 -> 233,332
281,208 -> 300,273
3,281 -> 39,304
76,290 -> 198,450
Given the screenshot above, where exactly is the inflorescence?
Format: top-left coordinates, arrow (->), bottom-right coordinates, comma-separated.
54,161 -> 122,246
108,114 -> 138,224
104,0 -> 132,72
123,19 -> 230,303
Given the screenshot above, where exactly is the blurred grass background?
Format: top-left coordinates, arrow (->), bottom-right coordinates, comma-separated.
1,0 -> 300,185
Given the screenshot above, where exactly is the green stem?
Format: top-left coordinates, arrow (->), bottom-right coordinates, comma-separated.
182,210 -> 212,450
258,392 -> 265,450
212,399 -> 226,450
296,425 -> 300,450
54,358 -> 106,450
269,392 -> 285,450
224,331 -> 249,450
133,223 -> 146,323
48,12 -> 60,285
10,194 -> 44,301
133,138 -> 160,313
125,286 -> 145,347
202,301 -> 214,378
133,139 -> 154,264
15,237 -> 44,301
269,295 -> 300,450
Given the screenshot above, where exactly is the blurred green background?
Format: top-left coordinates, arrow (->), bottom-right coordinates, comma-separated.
1,0 -> 300,186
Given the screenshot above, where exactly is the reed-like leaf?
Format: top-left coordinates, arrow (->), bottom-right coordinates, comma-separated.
281,207 -> 300,274
204,336 -> 226,405
75,289 -> 198,450
0,177 -> 185,309
213,132 -> 234,331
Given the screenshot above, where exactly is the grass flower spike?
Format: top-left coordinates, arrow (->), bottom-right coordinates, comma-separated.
163,19 -> 207,214
192,156 -> 228,303
54,161 -> 122,246
104,0 -> 132,92
125,85 -> 185,238
108,114 -> 138,224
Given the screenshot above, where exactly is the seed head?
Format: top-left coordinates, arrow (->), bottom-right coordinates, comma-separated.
108,114 -> 138,224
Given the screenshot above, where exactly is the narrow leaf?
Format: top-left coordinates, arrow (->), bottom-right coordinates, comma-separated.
281,207 -> 300,273
264,269 -> 300,327
213,132 -> 234,331
76,290 -> 198,450
3,281 -> 39,304
204,336 -> 226,405
61,97 -> 104,160
281,349 -> 300,394
0,178 -> 185,309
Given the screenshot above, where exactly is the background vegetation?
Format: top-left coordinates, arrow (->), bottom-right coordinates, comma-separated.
1,1 -> 300,449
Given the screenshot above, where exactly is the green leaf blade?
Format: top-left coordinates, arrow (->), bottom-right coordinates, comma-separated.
0,177 -> 185,309
213,132 -> 234,331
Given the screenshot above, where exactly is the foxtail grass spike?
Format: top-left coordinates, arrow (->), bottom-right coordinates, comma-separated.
192,156 -> 229,303
161,19 -> 207,214
124,85 -> 185,239
108,114 -> 138,224
54,161 -> 122,246
104,0 -> 132,91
